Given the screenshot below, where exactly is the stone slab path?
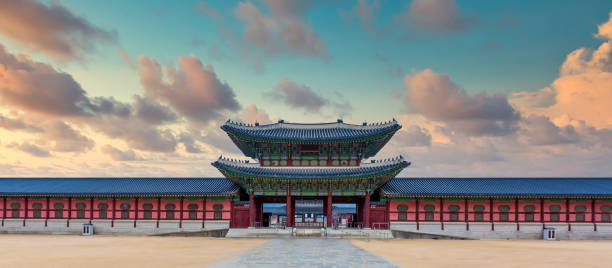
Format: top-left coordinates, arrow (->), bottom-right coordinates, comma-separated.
211,239 -> 398,268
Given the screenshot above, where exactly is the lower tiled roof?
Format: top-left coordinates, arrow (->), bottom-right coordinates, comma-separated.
382,178 -> 612,197
0,178 -> 239,195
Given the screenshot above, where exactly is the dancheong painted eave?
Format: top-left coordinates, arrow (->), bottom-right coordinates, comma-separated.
0,178 -> 240,196
220,119 -> 401,142
381,178 -> 612,198
212,156 -> 410,179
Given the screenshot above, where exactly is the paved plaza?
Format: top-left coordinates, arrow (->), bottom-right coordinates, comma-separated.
211,239 -> 399,268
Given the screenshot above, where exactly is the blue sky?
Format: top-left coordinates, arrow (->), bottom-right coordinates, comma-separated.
1,0 -> 612,176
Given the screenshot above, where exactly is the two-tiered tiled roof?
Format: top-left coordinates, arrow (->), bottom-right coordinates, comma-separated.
212,156 -> 410,179
221,119 -> 401,142
381,178 -> 612,197
0,178 -> 239,196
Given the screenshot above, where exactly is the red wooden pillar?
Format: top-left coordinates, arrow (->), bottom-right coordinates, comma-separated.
364,192 -> 371,228
89,197 -> 94,224
45,197 -> 49,227
566,198 -> 571,231
23,196 -> 28,227
327,193 -> 333,227
179,197 -> 184,228
592,199 -> 597,231
111,197 -> 116,228
540,198 -> 545,229
514,198 -> 519,231
249,192 -> 255,227
156,197 -> 161,228
1,197 -> 5,227
67,197 -> 72,227
134,197 -> 139,228
489,198 -> 494,231
464,198 -> 469,231
286,194 -> 292,227
202,197 -> 207,228
440,198 -> 444,230
291,198 -> 296,226
416,198 -> 420,230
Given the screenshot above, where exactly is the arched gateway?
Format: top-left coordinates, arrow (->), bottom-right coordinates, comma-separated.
213,119 -> 409,228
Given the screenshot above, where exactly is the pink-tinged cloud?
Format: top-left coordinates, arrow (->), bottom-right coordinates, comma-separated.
6,141 -> 51,157
270,77 -> 327,113
396,0 -> 476,34
138,55 -> 240,124
196,1 -> 223,23
0,0 -> 116,62
235,0 -> 327,59
347,0 -> 382,35
403,69 -> 519,136
40,121 -> 94,153
0,113 -> 42,133
391,125 -> 432,147
241,104 -> 272,124
101,144 -> 138,161
596,11 -> 612,40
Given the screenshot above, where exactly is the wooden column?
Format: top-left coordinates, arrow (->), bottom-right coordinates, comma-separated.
416,198 -> 420,230
489,198 -> 494,231
249,192 -> 255,227
89,197 -> 94,224
327,193 -> 333,227
23,196 -> 28,227
156,197 -> 161,228
514,198 -> 519,231
566,198 -> 571,231
134,197 -> 139,228
45,197 -> 49,227
464,198 -> 469,231
179,197 -> 184,229
440,198 -> 444,230
540,198 -> 545,229
1,197 -> 5,227
202,197 -> 206,228
111,197 -> 116,228
67,197 -> 72,227
592,199 -> 597,232
364,192 -> 371,228
286,194 -> 292,227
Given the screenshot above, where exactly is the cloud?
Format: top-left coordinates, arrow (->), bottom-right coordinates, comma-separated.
40,121 -> 94,153
234,0 -> 327,59
240,104 -> 272,124
270,77 -> 327,112
138,54 -> 240,124
101,145 -> 138,161
596,11 -> 612,40
0,43 -> 93,116
510,87 -> 556,108
520,115 -> 579,146
392,125 -> 432,147
0,0 -> 116,62
7,141 -> 51,157
403,69 -> 520,136
117,48 -> 136,69
196,1 -> 223,23
346,0 -> 382,35
132,95 -> 178,125
178,133 -> 202,153
0,114 -> 43,133
396,0 -> 476,34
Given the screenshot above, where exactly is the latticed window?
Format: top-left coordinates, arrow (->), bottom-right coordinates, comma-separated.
601,206 -> 612,222
10,203 -> 21,218
524,205 -> 535,221
473,205 -> 485,221
32,203 -> 43,218
54,203 -> 64,218
448,205 -> 460,221
142,204 -> 154,219
76,203 -> 87,219
120,203 -> 130,219
549,205 -> 561,222
165,204 -> 176,219
98,203 -> 108,219
213,204 -> 223,219
575,205 -> 587,222
424,204 -> 435,220
397,205 -> 408,220
498,205 -> 510,221
187,204 -> 198,219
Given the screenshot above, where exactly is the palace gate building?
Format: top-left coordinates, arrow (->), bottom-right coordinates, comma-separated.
1,119 -> 612,239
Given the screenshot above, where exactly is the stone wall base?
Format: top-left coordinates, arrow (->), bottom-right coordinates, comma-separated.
390,222 -> 612,240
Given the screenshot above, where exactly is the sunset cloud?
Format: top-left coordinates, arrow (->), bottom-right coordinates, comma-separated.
396,0 -> 477,34
240,104 -> 272,124
0,0 -> 116,62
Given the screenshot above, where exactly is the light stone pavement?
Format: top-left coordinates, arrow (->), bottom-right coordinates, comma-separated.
210,239 -> 399,268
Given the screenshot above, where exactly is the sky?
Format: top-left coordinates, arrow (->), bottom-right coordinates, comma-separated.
1,0 -> 612,177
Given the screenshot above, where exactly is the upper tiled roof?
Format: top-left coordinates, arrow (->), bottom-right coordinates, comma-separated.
0,178 -> 239,196
212,156 -> 410,179
221,119 -> 401,141
382,178 -> 612,197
